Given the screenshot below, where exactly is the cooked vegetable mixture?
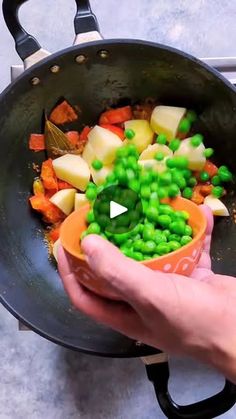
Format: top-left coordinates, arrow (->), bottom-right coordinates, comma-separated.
29,100 -> 233,261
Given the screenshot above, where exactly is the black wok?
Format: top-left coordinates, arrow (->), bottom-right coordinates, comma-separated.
0,1 -> 236,418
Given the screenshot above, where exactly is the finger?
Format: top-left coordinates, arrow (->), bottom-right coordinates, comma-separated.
58,246 -> 144,337
81,235 -> 161,303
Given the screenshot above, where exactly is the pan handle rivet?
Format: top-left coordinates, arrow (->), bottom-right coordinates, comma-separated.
75,54 -> 87,64
50,65 -> 60,73
31,77 -> 40,86
98,50 -> 109,59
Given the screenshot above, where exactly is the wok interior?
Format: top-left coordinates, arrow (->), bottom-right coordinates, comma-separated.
0,41 -> 235,355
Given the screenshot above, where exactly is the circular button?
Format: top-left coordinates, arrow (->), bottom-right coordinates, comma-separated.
94,185 -> 142,234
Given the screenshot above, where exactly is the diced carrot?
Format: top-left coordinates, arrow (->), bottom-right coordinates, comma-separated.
58,180 -> 74,190
29,134 -> 45,151
100,124 -> 125,140
49,100 -> 78,125
99,106 -> 132,125
65,131 -> 80,146
48,224 -> 62,242
80,126 -> 92,144
200,184 -> 213,197
29,194 -> 65,224
191,185 -> 204,205
41,159 -> 58,191
203,160 -> 218,178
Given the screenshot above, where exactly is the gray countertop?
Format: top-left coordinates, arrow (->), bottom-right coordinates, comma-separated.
0,1 -> 236,418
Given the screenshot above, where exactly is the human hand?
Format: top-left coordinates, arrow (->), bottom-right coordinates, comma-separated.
58,205 -> 236,382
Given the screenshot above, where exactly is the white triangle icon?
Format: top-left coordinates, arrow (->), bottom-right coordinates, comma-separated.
110,201 -> 128,219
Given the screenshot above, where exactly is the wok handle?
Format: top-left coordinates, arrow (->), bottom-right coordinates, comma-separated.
146,360 -> 236,419
2,0 -> 41,61
74,0 -> 100,35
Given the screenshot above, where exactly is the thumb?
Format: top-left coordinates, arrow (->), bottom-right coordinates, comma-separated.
81,234 -> 164,303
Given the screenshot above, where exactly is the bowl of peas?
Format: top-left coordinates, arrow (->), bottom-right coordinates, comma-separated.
60,195 -> 207,299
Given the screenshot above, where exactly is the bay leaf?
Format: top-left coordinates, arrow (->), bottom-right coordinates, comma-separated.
45,119 -> 74,158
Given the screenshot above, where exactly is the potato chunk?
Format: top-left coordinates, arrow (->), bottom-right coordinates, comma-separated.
204,195 -> 229,216
174,137 -> 206,170
88,125 -> 122,164
74,193 -> 89,211
151,105 -> 186,141
91,165 -> 113,186
124,120 -> 154,153
140,143 -> 173,160
82,142 -> 96,166
50,189 -> 76,215
52,154 -> 90,191
53,238 -> 61,262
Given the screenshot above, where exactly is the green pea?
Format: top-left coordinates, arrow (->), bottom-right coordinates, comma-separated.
158,214 -> 172,228
155,152 -> 165,161
200,171 -> 210,182
126,144 -> 139,156
125,128 -> 135,139
168,184 -> 180,198
185,225 -> 193,236
126,169 -> 136,181
141,172 -> 153,184
86,210 -> 95,223
153,254 -> 160,258
156,242 -> 171,255
183,187 -> 193,199
132,252 -> 144,261
182,169 -> 192,179
211,175 -> 221,186
97,185 -> 104,194
86,188 -> 97,201
129,209 -> 140,223
125,239 -> 133,249
172,174 -> 186,189
142,240 -> 156,254
168,233 -> 181,242
173,210 -> 189,221
158,187 -> 168,199
169,241 -> 182,251
154,233 -> 167,244
169,138 -> 181,152
204,148 -> 214,158
127,155 -> 139,170
87,222 -> 101,234
218,166 -> 233,182
121,248 -> 133,257
191,134 -> 203,147
212,186 -> 224,198
87,182 -> 97,189
156,133 -> 167,144
149,182 -> 157,193
159,172 -> 172,186
141,185 -> 151,199
167,156 -> 189,169
188,177 -> 197,187
116,147 -> 129,158
92,159 -> 103,170
142,199 -> 149,213
170,221 -> 186,235
128,179 -> 139,194
143,226 -> 155,241
133,239 -> 144,252
114,166 -> 127,184
98,201 -> 110,214
163,229 -> 171,238
186,110 -> 197,122
179,117 -> 191,133
159,204 -> 173,215
112,232 -> 130,245
181,235 -> 192,246
146,207 -> 159,222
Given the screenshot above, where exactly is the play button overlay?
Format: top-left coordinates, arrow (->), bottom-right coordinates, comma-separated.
94,185 -> 143,234
110,201 -> 128,219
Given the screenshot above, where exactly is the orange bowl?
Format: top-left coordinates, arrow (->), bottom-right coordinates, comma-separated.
60,197 -> 207,298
